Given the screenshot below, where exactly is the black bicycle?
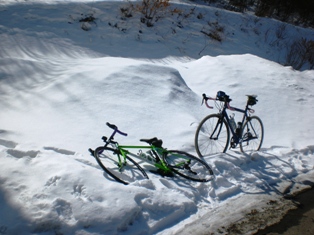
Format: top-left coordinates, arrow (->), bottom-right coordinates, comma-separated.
195,91 -> 264,157
89,122 -> 214,185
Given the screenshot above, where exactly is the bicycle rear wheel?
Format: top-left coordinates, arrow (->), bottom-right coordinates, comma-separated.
195,114 -> 230,157
240,116 -> 264,154
164,150 -> 214,182
94,146 -> 148,185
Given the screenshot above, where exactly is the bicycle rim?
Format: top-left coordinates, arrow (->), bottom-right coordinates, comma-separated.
164,150 -> 214,182
94,146 -> 148,185
195,114 -> 230,157
240,116 -> 264,154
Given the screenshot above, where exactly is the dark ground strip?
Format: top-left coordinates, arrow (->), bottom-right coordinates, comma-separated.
255,187 -> 314,235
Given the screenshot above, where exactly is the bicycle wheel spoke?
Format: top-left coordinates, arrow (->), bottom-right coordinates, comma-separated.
95,147 -> 148,185
195,114 -> 229,157
165,150 -> 214,182
240,116 -> 264,154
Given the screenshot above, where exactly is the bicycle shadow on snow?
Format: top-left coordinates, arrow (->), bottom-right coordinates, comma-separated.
94,145 -> 314,215
81,146 -> 314,235
203,145 -> 314,202
93,148 -> 305,235
94,160 -> 210,235
143,160 -> 212,189
97,158 -> 214,207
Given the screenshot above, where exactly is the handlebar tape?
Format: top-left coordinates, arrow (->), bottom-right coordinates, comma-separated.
106,122 -> 128,136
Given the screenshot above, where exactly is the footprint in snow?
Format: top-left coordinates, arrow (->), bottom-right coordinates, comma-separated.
72,184 -> 92,202
52,198 -> 75,222
0,138 -> 17,148
7,149 -> 39,158
44,146 -> 75,155
45,176 -> 62,187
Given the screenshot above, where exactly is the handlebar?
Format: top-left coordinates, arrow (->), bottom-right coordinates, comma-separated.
202,93 -> 215,109
202,92 -> 235,111
202,92 -> 257,113
106,122 -> 128,136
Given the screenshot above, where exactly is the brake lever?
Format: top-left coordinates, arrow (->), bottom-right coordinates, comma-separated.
201,93 -> 207,105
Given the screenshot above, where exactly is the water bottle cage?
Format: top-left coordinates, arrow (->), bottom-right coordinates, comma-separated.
236,122 -> 242,136
229,116 -> 236,132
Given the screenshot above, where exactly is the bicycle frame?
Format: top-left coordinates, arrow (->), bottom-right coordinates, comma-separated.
99,122 -> 173,172
195,92 -> 263,156
223,105 -> 249,143
105,141 -> 172,173
92,122 -> 214,184
206,95 -> 256,148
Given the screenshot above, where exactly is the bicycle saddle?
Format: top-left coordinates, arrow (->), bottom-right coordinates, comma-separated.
140,137 -> 163,147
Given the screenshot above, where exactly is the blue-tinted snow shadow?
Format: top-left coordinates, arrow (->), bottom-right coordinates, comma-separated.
204,146 -> 314,202
0,181 -> 31,234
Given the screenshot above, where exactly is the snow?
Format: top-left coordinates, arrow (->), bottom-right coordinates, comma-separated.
1,0 -> 314,234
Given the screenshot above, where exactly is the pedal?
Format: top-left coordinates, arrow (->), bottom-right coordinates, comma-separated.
230,137 -> 238,148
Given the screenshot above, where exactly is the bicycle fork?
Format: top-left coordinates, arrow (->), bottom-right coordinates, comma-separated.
210,117 -> 224,140
115,149 -> 129,172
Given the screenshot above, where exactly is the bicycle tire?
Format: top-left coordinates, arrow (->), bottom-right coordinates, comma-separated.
164,150 -> 214,182
195,114 -> 230,157
94,146 -> 148,185
240,116 -> 264,154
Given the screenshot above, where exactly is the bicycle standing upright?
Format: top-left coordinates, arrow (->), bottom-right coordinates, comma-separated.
195,91 -> 264,157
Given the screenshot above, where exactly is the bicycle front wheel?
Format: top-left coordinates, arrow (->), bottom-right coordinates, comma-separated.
94,146 -> 148,185
195,114 -> 230,157
240,116 -> 264,154
164,150 -> 214,182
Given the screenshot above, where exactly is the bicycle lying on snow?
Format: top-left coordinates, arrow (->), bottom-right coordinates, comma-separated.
195,91 -> 264,157
89,122 -> 214,185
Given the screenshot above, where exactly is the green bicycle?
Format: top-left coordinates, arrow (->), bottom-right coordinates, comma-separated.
89,122 -> 214,185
